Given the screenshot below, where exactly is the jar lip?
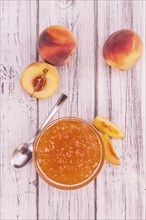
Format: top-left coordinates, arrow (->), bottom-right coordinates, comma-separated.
33,117 -> 105,190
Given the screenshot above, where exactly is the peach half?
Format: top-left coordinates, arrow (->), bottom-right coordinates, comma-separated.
37,25 -> 77,66
103,29 -> 143,70
93,116 -> 125,139
20,62 -> 59,99
102,134 -> 121,166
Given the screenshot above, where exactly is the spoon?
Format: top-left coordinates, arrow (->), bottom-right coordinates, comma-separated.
11,94 -> 68,168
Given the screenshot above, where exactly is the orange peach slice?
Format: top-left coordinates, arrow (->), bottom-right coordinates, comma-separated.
20,62 -> 59,99
102,134 -> 121,165
93,116 -> 125,139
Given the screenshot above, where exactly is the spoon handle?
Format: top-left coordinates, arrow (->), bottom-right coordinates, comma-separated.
40,93 -> 68,130
29,94 -> 68,144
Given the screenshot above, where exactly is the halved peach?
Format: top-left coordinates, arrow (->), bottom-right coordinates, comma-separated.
20,62 -> 59,99
102,134 -> 121,165
93,116 -> 125,139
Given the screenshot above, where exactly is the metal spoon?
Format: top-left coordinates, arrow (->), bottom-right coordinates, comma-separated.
11,94 -> 68,168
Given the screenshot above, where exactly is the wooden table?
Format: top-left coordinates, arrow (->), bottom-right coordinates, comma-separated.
0,0 -> 145,219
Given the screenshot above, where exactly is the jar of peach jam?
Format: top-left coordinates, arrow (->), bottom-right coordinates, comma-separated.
33,117 -> 105,190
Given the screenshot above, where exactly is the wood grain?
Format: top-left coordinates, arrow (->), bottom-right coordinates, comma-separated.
0,1 -> 38,219
38,1 -> 96,220
0,0 -> 145,220
96,1 -> 145,219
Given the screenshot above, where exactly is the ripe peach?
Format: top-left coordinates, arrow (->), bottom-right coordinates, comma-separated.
103,29 -> 143,70
21,62 -> 59,99
37,25 -> 77,66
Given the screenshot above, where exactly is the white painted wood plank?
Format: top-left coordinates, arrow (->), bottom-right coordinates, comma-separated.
96,1 -> 145,219
0,0 -> 145,219
38,1 -> 96,219
0,1 -> 38,219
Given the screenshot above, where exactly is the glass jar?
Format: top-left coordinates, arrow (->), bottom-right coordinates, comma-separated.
33,117 -> 105,190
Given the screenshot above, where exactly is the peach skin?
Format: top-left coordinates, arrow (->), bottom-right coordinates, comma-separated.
37,25 -> 77,66
103,29 -> 143,70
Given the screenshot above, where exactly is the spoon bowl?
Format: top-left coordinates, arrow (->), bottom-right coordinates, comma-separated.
11,143 -> 33,168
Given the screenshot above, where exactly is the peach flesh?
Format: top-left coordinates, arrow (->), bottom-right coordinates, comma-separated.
20,62 -> 59,99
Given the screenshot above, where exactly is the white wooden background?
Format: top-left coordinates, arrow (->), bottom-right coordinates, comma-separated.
0,0 -> 145,219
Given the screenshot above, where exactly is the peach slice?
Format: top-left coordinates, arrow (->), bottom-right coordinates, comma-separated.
93,116 -> 125,139
37,25 -> 77,66
20,62 -> 59,99
102,134 -> 121,165
103,29 -> 143,70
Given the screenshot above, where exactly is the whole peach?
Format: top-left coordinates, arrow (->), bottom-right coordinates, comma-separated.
103,29 -> 143,71
37,25 -> 77,66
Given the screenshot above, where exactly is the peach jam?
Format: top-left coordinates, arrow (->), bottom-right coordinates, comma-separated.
33,118 -> 105,189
